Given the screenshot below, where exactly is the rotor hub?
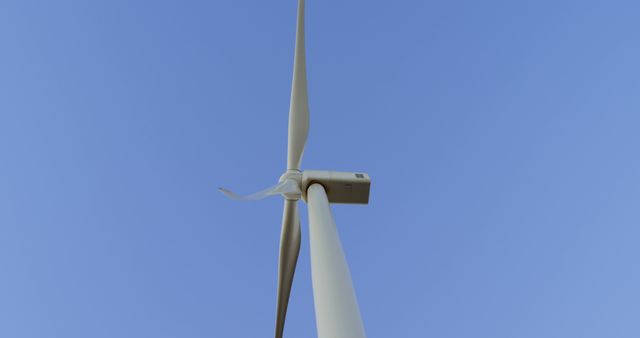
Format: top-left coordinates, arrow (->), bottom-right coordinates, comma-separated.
279,170 -> 303,200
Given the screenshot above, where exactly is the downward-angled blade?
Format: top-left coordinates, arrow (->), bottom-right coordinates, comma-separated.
218,179 -> 301,201
287,0 -> 310,171
275,199 -> 301,338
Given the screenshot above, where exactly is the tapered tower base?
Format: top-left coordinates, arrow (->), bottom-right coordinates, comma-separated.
307,183 -> 366,338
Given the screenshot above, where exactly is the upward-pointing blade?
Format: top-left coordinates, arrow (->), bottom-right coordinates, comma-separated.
287,0 -> 310,171
275,199 -> 301,338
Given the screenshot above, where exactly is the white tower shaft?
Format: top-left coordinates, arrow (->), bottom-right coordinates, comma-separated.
307,183 -> 366,338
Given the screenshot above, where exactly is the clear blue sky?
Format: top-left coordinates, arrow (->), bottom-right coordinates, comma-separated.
1,0 -> 639,337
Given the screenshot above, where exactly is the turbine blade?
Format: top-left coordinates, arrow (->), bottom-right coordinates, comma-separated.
287,0 -> 310,171
218,180 -> 300,201
275,199 -> 301,338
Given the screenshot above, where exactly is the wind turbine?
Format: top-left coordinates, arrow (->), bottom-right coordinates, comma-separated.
219,1 -> 370,337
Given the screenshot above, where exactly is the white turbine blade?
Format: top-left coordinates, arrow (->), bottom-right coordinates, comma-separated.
287,0 -> 310,171
275,199 -> 301,338
218,179 -> 300,201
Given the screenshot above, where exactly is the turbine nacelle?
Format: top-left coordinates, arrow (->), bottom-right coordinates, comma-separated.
302,170 -> 370,205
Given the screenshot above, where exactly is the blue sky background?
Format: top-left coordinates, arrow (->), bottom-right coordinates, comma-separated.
1,0 -> 640,337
